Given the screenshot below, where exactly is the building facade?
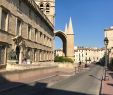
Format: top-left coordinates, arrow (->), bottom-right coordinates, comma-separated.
55,47 -> 105,64
74,47 -> 105,64
55,48 -> 65,57
104,26 -> 113,63
0,0 -> 55,65
34,0 -> 55,25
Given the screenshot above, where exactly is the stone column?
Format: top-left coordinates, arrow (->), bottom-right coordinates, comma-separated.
47,51 -> 48,61
0,7 -> 2,29
39,50 -> 41,62
19,46 -> 23,64
45,51 -> 47,61
37,50 -> 40,62
50,52 -> 52,61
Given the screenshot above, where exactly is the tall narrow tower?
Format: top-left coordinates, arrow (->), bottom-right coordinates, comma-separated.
34,0 -> 55,25
66,17 -> 74,60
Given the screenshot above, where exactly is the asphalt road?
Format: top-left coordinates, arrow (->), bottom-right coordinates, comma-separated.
43,64 -> 103,95
0,64 -> 103,95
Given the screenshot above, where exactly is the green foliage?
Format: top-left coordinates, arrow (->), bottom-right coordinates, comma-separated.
54,56 -> 74,63
8,49 -> 17,60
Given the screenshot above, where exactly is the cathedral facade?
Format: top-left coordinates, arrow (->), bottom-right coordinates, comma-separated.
0,0 -> 55,66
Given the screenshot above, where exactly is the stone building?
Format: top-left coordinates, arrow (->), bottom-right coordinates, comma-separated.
0,0 -> 55,65
34,0 -> 55,25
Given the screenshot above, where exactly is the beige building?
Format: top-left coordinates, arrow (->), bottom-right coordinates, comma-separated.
55,47 -> 105,64
55,48 -> 65,57
104,26 -> 113,63
74,47 -> 105,64
0,0 -> 55,65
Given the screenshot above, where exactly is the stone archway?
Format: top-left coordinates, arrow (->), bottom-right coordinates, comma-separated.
55,29 -> 74,60
12,35 -> 26,64
55,30 -> 67,56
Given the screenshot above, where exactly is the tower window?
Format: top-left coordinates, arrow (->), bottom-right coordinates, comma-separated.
40,3 -> 44,12
46,3 -> 50,14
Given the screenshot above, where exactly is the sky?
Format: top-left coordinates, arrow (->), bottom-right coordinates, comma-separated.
55,0 -> 113,49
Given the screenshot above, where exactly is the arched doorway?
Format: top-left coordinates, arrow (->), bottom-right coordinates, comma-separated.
16,46 -> 20,62
55,30 -> 67,56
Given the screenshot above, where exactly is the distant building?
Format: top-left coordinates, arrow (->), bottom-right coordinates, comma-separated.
0,0 -> 55,65
74,47 -> 105,64
55,46 -> 105,64
55,48 -> 65,57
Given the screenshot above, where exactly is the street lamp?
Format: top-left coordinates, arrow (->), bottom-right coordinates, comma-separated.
104,37 -> 109,80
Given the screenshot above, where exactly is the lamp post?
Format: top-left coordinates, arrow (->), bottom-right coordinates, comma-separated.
104,37 -> 109,80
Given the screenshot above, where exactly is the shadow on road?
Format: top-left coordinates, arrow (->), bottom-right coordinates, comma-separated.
107,83 -> 113,87
0,75 -> 91,95
109,72 -> 113,79
89,74 -> 102,81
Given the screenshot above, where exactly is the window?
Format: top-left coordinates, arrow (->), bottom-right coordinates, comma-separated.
40,3 -> 44,12
35,29 -> 38,42
17,0 -> 22,11
28,25 -> 31,40
1,10 -> 8,31
40,32 -> 42,39
16,19 -> 21,36
27,48 -> 30,59
29,9 -> 32,19
44,35 -> 46,45
46,3 -> 50,14
86,53 -> 87,55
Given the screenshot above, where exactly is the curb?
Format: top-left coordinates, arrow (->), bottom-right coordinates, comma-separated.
99,69 -> 104,95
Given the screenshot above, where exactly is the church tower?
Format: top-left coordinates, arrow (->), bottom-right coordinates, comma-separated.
66,17 -> 74,61
34,0 -> 55,25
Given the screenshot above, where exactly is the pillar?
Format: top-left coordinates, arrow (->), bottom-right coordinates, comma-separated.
19,46 -> 23,64
0,7 -> 2,29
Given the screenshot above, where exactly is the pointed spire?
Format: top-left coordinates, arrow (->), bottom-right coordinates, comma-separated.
67,17 -> 74,34
64,23 -> 68,34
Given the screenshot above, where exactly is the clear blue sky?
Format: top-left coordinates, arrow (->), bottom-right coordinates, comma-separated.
55,0 -> 113,49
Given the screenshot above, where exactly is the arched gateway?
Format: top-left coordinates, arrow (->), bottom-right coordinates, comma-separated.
55,18 -> 75,60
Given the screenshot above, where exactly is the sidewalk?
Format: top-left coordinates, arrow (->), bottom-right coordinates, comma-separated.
101,70 -> 113,95
0,68 -> 75,93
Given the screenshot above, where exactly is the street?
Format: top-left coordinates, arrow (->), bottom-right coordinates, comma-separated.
0,64 -> 103,95
42,64 -> 103,95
